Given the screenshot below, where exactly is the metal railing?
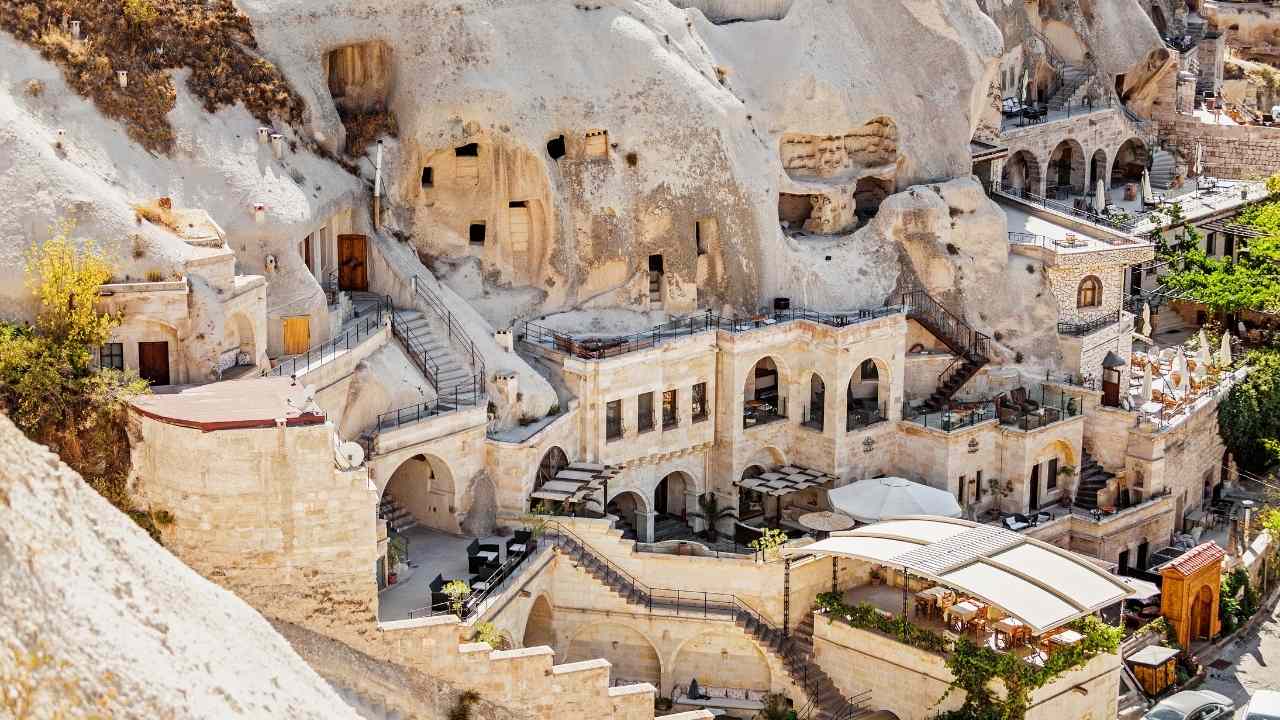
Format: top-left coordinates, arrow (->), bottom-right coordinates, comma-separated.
991,181 -> 1140,235
519,306 -> 903,361
900,289 -> 992,365
1043,369 -> 1098,391
264,302 -> 384,378
1058,309 -> 1122,336
903,400 -> 997,432
846,402 -> 888,432
387,301 -> 440,388
375,376 -> 485,432
408,537 -> 554,621
322,268 -> 339,304
413,278 -> 486,391
996,386 -> 1082,431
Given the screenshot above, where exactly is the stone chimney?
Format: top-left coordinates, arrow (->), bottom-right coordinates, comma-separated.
495,328 -> 513,353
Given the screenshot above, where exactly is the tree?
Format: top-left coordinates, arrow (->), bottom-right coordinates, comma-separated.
0,222 -> 153,535
689,493 -> 737,543
1220,349 -> 1280,472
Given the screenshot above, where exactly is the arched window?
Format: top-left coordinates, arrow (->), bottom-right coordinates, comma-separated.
859,359 -> 879,381
1077,276 -> 1102,308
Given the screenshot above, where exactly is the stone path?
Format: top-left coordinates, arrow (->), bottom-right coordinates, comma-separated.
1200,588 -> 1280,715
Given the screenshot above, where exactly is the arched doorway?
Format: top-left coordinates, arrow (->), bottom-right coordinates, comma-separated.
744,357 -> 785,428
1192,585 -> 1214,641
607,490 -> 648,541
531,446 -> 569,511
805,373 -> 826,431
382,453 -> 456,533
671,630 -> 772,695
654,471 -> 692,519
739,465 -> 767,520
855,177 -> 894,223
1048,139 -> 1087,196
523,595 -> 555,648
848,358 -> 889,430
1000,150 -> 1042,195
1111,138 -> 1149,188
223,312 -> 257,373
566,623 -> 661,688
1089,149 -> 1108,192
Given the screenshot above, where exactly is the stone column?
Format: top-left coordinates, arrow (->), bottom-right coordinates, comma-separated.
639,510 -> 656,543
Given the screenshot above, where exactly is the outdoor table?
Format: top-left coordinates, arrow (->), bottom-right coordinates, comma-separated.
946,601 -> 983,633
993,617 -> 1029,650
1140,401 -> 1162,415
797,511 -> 856,534
915,586 -> 954,620
508,543 -> 527,554
476,550 -> 498,563
1045,628 -> 1084,652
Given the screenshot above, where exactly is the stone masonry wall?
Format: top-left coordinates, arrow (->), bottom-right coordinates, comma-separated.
1158,118 -> 1280,180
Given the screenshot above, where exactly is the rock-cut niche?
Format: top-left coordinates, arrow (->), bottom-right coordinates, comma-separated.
777,117 -> 899,236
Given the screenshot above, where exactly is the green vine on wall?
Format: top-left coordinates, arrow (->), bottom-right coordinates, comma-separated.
934,615 -> 1120,720
815,592 -> 951,654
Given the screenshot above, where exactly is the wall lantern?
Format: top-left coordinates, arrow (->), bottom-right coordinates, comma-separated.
968,438 -> 980,454
862,436 -> 875,454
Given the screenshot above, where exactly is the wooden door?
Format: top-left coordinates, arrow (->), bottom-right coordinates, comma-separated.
1028,463 -> 1041,511
138,341 -> 170,386
283,316 -> 311,355
337,234 -> 368,291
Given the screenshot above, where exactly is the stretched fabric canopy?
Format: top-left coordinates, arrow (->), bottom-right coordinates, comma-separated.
827,477 -> 961,524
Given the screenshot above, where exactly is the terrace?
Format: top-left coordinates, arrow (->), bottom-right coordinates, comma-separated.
903,385 -> 1081,433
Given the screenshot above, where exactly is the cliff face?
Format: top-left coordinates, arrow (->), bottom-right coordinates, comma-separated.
0,412 -> 359,719
242,0 -> 1002,317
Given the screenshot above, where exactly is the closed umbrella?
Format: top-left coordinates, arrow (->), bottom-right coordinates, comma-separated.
1142,303 -> 1152,336
1195,333 -> 1212,373
827,477 -> 962,524
1020,73 -> 1029,105
1141,363 -> 1153,403
1219,332 -> 1233,367
1198,328 -> 1211,356
1178,362 -> 1191,395
1173,349 -> 1186,378
1094,177 -> 1107,213
1195,144 -> 1204,176
1141,169 -> 1153,203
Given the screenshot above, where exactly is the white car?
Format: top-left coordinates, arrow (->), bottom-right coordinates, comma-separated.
1142,690 -> 1234,720
1243,690 -> 1280,720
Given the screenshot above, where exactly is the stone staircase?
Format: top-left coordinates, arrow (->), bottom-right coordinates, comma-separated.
552,528 -> 870,720
1047,65 -> 1089,111
348,290 -> 475,405
1150,149 -> 1177,190
1073,451 -> 1115,510
379,492 -> 418,533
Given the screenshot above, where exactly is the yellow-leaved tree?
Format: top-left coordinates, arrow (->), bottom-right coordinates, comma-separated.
0,221 -> 159,538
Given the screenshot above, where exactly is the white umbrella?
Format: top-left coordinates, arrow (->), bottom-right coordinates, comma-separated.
1178,363 -> 1191,394
1196,332 -> 1213,371
1173,349 -> 1187,377
1142,302 -> 1152,336
1142,169 -> 1153,203
1141,363 -> 1153,403
1195,144 -> 1204,176
1020,73 -> 1029,105
1094,177 -> 1107,213
1219,332 -> 1233,367
827,477 -> 962,524
1198,327 -> 1210,355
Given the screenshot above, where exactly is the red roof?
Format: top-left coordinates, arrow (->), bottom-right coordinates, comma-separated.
1159,542 -> 1225,577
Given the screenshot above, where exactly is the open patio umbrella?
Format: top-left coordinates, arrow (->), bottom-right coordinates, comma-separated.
1141,169 -> 1153,203
826,477 -> 962,524
1094,177 -> 1107,213
1219,332 -> 1233,367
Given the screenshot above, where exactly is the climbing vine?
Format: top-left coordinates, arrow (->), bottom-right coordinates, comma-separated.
934,615 -> 1120,720
815,592 -> 951,654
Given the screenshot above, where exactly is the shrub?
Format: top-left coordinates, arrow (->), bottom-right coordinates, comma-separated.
471,622 -> 510,650
121,0 -> 158,27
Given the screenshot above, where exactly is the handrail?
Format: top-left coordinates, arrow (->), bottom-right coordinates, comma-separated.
375,376 -> 483,432
387,299 -> 440,388
991,181 -> 1140,235
900,289 -> 992,365
413,278 -> 486,389
264,301 -> 385,378
1057,309 -> 1123,336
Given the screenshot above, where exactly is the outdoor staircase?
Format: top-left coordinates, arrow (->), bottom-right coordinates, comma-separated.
1073,451 -> 1115,511
1047,65 -> 1089,111
1150,149 -> 1177,190
379,492 -> 418,533
552,529 -> 871,720
902,290 -> 993,412
395,310 -> 474,394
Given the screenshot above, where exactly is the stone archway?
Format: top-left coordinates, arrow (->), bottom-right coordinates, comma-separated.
607,490 -> 649,541
382,453 -> 457,533
1088,148 -> 1108,191
530,445 -> 569,511
670,629 -> 772,695
1001,149 -> 1042,195
847,357 -> 890,431
566,623 -> 662,688
523,594 -> 555,648
1048,138 -> 1087,196
1112,137 -> 1149,187
654,471 -> 692,519
744,356 -> 788,428
806,373 -> 827,431
224,312 -> 258,372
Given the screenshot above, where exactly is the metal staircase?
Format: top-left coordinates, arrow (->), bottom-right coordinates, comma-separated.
901,290 -> 993,412
546,523 -> 873,720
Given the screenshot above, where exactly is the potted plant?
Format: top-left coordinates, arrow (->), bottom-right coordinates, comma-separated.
749,527 -> 788,561
689,493 -> 737,543
444,579 -> 471,617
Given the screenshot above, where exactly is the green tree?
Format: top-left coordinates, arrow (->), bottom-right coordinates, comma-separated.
0,223 -> 153,536
1219,349 -> 1280,472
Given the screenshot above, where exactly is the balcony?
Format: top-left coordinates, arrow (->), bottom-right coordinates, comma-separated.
996,387 -> 1081,432
903,401 -> 996,432
1058,310 -> 1124,337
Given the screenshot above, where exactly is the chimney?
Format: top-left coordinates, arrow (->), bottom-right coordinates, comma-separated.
116,70 -> 128,89
257,127 -> 271,145
494,328 -> 513,353
253,203 -> 266,223
270,133 -> 285,160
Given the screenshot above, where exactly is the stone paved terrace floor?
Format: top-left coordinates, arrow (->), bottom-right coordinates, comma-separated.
377,526 -> 511,622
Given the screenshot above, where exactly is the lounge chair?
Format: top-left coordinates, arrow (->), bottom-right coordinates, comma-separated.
507,529 -> 535,558
1002,515 -> 1030,532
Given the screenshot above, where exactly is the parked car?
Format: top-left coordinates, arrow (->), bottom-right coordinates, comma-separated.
1243,690 -> 1280,720
1142,690 -> 1234,720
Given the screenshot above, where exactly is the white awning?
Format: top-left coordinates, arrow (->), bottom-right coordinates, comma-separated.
783,515 -> 1132,635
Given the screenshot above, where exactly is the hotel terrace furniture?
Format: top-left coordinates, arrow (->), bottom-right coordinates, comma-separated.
736,465 -> 837,528
828,477 -> 962,524
945,600 -> 987,634
993,616 -> 1030,650
914,585 -> 955,620
529,462 -> 624,515
467,539 -> 500,575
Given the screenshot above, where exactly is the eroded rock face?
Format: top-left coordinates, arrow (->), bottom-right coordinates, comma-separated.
0,413 -> 357,719
241,0 -> 1002,317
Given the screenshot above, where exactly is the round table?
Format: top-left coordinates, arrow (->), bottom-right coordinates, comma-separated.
1140,401 -> 1162,415
797,511 -> 857,533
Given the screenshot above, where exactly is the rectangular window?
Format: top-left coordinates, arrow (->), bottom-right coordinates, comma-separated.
99,343 -> 124,370
662,389 -> 678,429
695,218 -> 715,256
1205,232 -> 1216,256
421,166 -> 434,187
958,475 -> 966,505
637,392 -> 654,433
976,470 -> 984,502
469,223 -> 486,246
585,130 -> 609,158
692,382 -> 708,422
455,144 -> 479,186
606,400 -> 623,441
1047,458 -> 1059,490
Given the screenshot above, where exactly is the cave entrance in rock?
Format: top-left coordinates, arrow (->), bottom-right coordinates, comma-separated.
1151,4 -> 1169,36
1112,138 -> 1149,188
855,177 -> 892,223
546,135 -> 566,160
779,193 -> 818,231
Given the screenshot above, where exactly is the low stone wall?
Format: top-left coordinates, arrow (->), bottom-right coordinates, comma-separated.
1158,118 -> 1280,180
